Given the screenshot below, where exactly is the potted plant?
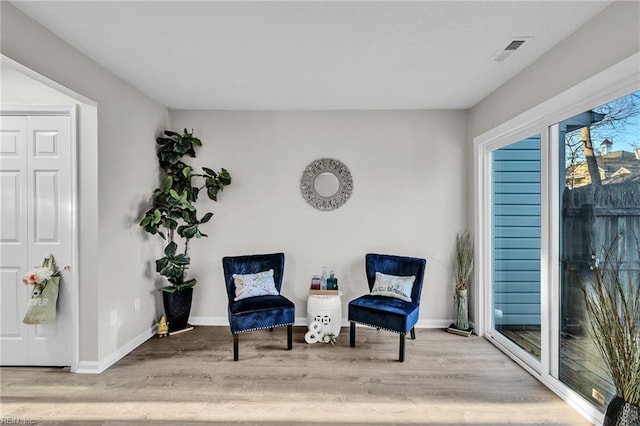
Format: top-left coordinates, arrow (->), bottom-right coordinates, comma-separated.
448,230 -> 474,336
579,235 -> 639,425
139,129 -> 231,332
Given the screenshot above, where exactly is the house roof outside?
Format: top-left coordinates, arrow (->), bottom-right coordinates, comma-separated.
566,149 -> 640,188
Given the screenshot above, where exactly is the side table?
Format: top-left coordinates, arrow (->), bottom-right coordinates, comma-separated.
307,292 -> 342,337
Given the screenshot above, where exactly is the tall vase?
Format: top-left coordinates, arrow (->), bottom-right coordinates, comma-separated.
454,289 -> 469,330
603,396 -> 640,426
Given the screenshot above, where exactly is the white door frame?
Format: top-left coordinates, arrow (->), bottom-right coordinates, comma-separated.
1,105 -> 79,371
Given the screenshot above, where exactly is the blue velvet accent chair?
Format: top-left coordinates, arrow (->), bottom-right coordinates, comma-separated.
348,253 -> 427,362
222,252 -> 295,361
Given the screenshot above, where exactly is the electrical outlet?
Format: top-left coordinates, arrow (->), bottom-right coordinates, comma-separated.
110,309 -> 118,326
592,388 -> 605,404
134,298 -> 141,313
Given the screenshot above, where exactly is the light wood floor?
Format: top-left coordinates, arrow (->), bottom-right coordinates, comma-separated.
0,326 -> 591,425
501,329 -> 614,409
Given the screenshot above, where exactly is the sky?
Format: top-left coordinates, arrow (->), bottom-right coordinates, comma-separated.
605,113 -> 640,152
564,90 -> 640,158
592,90 -> 640,153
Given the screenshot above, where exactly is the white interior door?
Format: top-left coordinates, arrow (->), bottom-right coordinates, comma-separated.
1,114 -> 73,366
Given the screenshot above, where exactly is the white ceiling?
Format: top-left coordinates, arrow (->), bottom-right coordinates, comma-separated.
10,1 -> 612,110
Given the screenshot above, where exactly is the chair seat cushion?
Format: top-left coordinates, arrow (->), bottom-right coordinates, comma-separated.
230,294 -> 293,314
229,295 -> 295,334
348,295 -> 419,334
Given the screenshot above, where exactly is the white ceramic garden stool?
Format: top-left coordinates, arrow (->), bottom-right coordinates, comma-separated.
307,292 -> 343,337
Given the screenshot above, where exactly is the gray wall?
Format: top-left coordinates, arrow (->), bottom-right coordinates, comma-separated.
168,110 -> 469,325
1,2 -> 169,365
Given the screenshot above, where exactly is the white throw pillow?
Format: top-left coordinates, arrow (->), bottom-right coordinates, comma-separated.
370,271 -> 415,302
233,269 -> 279,301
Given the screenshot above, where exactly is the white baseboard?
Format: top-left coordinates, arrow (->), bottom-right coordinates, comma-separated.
73,324 -> 157,374
415,319 -> 455,329
189,316 -> 228,326
73,360 -> 101,374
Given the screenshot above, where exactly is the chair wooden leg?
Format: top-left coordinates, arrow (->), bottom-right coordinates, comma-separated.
287,325 -> 293,350
399,333 -> 405,362
350,322 -> 356,347
233,334 -> 239,362
410,327 -> 416,340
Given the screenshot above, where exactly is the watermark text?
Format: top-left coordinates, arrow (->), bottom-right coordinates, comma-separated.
1,418 -> 35,425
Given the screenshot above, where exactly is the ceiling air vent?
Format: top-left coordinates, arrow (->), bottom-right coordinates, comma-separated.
492,37 -> 530,62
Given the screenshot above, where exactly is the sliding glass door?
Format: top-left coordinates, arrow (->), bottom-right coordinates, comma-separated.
491,135 -> 542,363
557,92 -> 640,409
478,87 -> 639,422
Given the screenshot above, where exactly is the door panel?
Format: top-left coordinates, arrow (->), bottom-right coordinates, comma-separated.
0,114 -> 73,366
0,116 -> 29,360
492,135 -> 542,362
1,268 -> 26,337
0,172 -> 22,242
34,171 -> 60,242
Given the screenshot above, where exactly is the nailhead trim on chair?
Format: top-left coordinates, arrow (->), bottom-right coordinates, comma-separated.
232,322 -> 294,334
350,320 -> 406,335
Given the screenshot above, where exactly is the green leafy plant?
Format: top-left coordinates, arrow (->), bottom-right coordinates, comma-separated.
579,234 -> 640,405
139,129 -> 231,293
454,230 -> 474,291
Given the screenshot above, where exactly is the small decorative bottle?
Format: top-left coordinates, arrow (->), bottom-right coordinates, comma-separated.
320,266 -> 328,290
327,271 -> 338,290
311,274 -> 321,290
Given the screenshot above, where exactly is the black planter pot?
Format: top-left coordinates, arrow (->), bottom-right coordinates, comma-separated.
604,396 -> 640,426
162,287 -> 193,333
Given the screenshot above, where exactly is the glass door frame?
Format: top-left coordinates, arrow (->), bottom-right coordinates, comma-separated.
477,126 -> 549,377
473,53 -> 640,425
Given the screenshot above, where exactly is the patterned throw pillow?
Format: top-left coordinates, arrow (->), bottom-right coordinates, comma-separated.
370,271 -> 415,302
233,269 -> 279,301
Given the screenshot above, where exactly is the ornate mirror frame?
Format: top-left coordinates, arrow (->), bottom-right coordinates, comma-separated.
300,158 -> 353,211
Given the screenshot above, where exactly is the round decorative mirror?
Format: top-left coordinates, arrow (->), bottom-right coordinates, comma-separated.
300,158 -> 353,211
314,172 -> 340,197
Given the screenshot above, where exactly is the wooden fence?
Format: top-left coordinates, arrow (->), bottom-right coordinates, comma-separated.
561,180 -> 640,334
